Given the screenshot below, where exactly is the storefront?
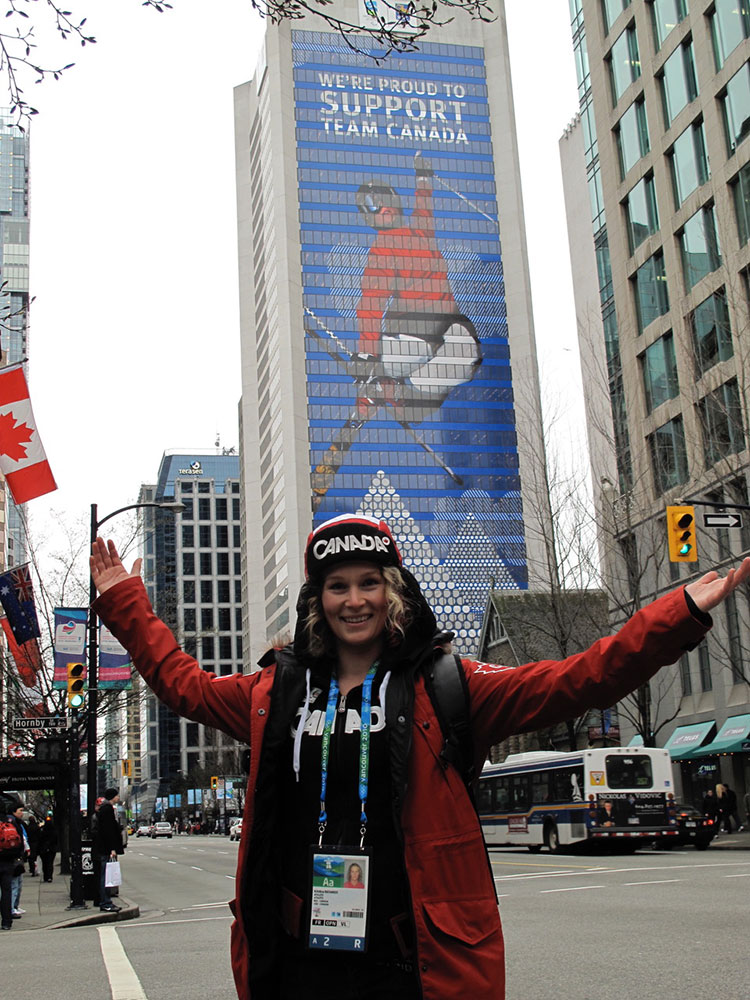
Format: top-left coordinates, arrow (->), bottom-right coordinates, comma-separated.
663,721 -> 716,805
689,715 -> 750,815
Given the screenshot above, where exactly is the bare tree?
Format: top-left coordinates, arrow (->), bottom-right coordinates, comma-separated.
1,0 -> 493,125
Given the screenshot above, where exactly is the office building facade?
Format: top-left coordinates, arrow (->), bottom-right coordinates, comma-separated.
235,0 -> 551,665
137,451 -> 244,812
0,111 -> 31,569
561,0 -> 750,801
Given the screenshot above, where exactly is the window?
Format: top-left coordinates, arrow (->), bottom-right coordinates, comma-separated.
605,754 -> 653,788
660,41 -> 698,127
633,251 -> 669,332
202,636 -> 214,661
201,608 -> 214,630
198,498 -> 211,521
609,24 -> 641,105
711,0 -> 750,70
732,161 -> 750,244
183,608 -> 195,632
181,499 -> 193,521
641,333 -> 678,411
182,553 -> 195,576
725,592 -> 745,683
690,288 -> 733,376
698,379 -> 746,466
217,580 -> 230,603
722,62 -> 750,153
216,525 -> 229,548
200,552 -> 212,575
616,99 -> 650,178
200,580 -> 213,603
625,174 -> 659,251
218,608 -> 231,631
182,580 -> 195,603
217,552 -> 230,575
181,525 -> 194,549
649,416 -> 689,493
698,643 -> 712,691
233,525 -> 241,548
680,204 -> 721,290
198,482 -> 210,494
232,498 -> 240,520
679,653 -> 692,696
669,119 -> 709,207
199,525 -> 212,548
650,0 -> 688,50
602,0 -> 631,32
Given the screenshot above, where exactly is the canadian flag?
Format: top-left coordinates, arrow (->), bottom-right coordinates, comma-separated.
0,365 -> 57,504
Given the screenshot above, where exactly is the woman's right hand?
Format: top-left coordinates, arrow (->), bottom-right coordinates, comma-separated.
90,537 -> 142,596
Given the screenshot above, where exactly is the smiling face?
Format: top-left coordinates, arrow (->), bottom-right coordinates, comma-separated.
321,562 -> 388,656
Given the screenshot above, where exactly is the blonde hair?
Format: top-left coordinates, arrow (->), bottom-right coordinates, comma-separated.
303,565 -> 411,658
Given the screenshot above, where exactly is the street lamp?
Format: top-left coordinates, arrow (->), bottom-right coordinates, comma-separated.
86,500 -> 184,824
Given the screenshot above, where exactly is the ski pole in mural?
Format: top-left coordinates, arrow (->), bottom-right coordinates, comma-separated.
309,154 -> 482,508
305,307 -> 465,504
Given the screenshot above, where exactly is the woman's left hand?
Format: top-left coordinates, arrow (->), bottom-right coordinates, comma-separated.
685,557 -> 750,612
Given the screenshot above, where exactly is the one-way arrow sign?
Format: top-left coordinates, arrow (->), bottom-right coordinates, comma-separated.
703,512 -> 743,529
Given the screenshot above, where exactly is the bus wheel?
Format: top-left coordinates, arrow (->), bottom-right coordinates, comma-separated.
545,823 -> 560,853
528,844 -> 543,854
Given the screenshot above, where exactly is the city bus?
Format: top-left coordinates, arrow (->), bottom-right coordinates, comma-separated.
477,747 -> 680,852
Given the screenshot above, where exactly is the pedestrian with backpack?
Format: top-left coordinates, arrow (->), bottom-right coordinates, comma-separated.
90,515 -> 750,1000
0,796 -> 26,930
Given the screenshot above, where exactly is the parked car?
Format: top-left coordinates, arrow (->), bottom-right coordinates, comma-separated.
151,822 -> 173,839
135,825 -> 151,837
654,802 -> 716,850
229,819 -> 242,842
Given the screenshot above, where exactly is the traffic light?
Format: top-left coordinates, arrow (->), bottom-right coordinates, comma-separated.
666,505 -> 697,562
210,776 -> 218,790
122,759 -> 132,778
66,662 -> 86,709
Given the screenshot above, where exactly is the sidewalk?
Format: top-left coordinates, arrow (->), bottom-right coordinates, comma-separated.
707,826 -> 750,851
7,870 -> 139,932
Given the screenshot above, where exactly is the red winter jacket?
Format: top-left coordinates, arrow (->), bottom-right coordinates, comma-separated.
95,579 -> 708,1000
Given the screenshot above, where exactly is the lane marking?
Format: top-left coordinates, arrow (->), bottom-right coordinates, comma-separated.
493,860 -> 749,882
540,885 -> 604,894
120,915 -> 232,928
225,875 -> 235,880
167,861 -> 177,865
725,873 -> 750,878
191,866 -> 203,871
623,879 -> 680,886
98,926 -> 148,1000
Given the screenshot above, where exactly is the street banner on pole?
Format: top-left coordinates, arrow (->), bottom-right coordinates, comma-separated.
99,623 -> 132,689
52,607 -> 88,689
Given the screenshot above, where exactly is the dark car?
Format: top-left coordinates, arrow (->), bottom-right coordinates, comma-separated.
654,802 -> 716,850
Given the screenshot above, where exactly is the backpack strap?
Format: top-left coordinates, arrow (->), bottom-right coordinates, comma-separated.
424,649 -> 475,790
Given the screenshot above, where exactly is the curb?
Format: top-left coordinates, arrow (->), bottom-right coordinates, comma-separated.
45,897 -> 140,930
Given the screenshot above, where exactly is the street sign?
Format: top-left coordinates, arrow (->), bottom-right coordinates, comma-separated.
12,717 -> 69,731
703,512 -> 743,529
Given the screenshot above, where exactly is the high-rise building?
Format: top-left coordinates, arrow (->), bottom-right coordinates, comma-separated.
235,0 -> 551,665
0,111 -> 30,569
138,450 -> 244,815
561,0 -> 750,801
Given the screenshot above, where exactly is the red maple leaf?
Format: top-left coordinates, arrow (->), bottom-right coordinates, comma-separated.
0,410 -> 34,461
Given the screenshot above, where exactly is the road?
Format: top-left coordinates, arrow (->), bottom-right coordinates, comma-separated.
4,838 -> 749,999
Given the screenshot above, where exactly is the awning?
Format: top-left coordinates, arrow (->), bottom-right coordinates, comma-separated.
691,714 -> 750,757
664,721 -> 716,761
627,734 -> 644,747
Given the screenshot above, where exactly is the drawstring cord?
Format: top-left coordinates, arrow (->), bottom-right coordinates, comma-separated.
292,668 -> 312,782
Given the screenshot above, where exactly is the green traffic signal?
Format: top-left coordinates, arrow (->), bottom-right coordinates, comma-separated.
67,661 -> 86,709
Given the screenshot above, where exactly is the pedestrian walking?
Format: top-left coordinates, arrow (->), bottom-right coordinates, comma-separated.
92,788 -> 124,912
702,788 -> 719,826
0,796 -> 27,930
741,790 -> 750,831
723,784 -> 741,832
26,813 -> 40,876
37,814 -> 58,882
716,783 -> 731,833
90,518 -> 750,1000
8,801 -> 28,919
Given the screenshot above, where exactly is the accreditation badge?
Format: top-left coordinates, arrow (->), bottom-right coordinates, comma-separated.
307,846 -> 372,952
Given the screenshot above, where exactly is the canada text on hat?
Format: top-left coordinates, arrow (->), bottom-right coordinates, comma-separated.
304,514 -> 402,578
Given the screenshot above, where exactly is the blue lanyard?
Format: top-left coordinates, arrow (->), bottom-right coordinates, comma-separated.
318,663 -> 378,847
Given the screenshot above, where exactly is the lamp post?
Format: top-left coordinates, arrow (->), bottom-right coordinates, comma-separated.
86,499 -> 184,825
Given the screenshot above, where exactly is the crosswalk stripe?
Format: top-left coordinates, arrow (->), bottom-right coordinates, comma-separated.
98,926 -> 148,1000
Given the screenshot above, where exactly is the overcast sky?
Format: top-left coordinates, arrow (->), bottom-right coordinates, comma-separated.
20,0 -> 580,559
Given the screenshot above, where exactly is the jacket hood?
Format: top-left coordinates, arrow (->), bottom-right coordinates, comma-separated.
291,564 -> 438,669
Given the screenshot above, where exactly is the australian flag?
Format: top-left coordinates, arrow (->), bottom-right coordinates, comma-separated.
0,564 -> 41,643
